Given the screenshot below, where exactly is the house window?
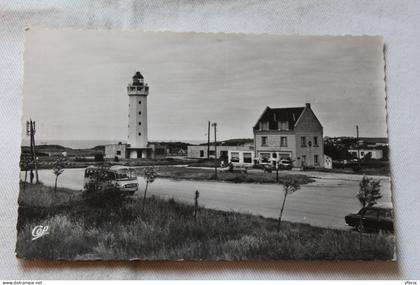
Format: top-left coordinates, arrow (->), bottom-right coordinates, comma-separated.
261,136 -> 268,146
199,150 -> 204,157
243,152 -> 252,163
138,122 -> 141,125
280,153 -> 290,160
260,153 -> 270,163
116,150 -> 121,155
314,136 -> 318,147
209,150 -> 215,156
280,136 -> 288,147
231,152 -> 240,163
272,153 -> 277,159
278,121 -> 289,131
301,136 -> 307,147
361,151 -> 364,156
314,155 -> 319,164
139,101 -> 141,104
138,132 -> 141,136
139,111 -> 141,115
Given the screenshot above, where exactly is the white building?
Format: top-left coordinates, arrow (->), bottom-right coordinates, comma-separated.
253,104 -> 324,169
127,71 -> 150,158
348,148 -> 384,160
227,150 -> 255,167
187,144 -> 254,160
105,71 -> 159,159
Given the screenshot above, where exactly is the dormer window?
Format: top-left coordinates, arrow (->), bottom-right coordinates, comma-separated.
259,121 -> 269,131
278,121 -> 289,131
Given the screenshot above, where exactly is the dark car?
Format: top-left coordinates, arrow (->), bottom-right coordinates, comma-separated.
278,159 -> 293,170
345,207 -> 394,233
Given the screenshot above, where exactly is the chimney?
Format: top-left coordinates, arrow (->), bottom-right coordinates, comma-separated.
305,103 -> 311,108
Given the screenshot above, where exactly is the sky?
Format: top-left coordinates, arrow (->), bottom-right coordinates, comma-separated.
22,29 -> 387,143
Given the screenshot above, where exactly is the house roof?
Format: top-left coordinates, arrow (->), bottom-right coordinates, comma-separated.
253,106 -> 305,130
133,71 -> 144,79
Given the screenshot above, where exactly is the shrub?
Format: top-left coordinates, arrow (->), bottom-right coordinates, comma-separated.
94,153 -> 104,162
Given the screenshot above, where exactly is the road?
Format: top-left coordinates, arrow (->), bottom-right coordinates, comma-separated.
27,168 -> 392,229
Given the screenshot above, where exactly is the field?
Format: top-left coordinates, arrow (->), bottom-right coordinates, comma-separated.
136,166 -> 315,185
16,182 -> 395,260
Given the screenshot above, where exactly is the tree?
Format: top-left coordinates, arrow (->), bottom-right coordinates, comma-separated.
357,175 -> 382,210
52,157 -> 66,194
356,175 -> 382,248
94,153 -> 104,162
277,177 -> 301,233
142,166 -> 156,209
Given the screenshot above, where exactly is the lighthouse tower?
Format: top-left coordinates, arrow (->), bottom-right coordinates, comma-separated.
127,71 -> 149,158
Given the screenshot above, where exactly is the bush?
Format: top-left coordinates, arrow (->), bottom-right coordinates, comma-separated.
94,153 -> 104,162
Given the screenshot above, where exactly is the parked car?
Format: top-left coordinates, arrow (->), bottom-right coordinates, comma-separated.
220,162 -> 248,173
345,206 -> 393,233
278,159 -> 293,170
259,164 -> 273,173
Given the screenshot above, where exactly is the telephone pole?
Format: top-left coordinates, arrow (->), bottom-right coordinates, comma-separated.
207,121 -> 210,159
212,122 -> 218,179
356,125 -> 360,160
26,119 -> 39,184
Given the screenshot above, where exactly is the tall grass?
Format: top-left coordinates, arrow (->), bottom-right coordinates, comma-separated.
16,183 -> 394,260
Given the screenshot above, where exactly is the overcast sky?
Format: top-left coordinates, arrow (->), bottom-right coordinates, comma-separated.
22,29 -> 387,143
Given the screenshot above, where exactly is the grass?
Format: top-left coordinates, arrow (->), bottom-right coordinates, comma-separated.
136,166 -> 315,185
31,157 -> 189,170
18,181 -> 83,208
16,182 -> 394,260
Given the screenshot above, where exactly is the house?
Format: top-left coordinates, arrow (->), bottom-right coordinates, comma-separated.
253,103 -> 324,169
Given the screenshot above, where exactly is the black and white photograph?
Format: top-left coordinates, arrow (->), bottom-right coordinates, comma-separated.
16,29 -> 394,261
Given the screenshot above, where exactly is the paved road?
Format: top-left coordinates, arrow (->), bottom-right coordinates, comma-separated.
28,168 -> 392,229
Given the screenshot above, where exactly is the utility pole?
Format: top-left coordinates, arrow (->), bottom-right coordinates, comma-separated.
356,125 -> 360,160
207,121 -> 210,159
212,122 -> 217,179
276,136 -> 281,183
26,119 -> 39,184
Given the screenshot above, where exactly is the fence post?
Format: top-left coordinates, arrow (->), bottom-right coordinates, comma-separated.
194,190 -> 200,221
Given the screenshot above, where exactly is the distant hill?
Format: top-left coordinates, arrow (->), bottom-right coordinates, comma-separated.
35,144 -> 67,151
91,145 -> 105,151
149,141 -> 191,148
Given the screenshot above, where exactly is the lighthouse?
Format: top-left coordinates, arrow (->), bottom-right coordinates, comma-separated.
127,71 -> 149,158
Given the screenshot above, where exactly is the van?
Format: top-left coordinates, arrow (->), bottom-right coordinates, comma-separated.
83,165 -> 139,195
